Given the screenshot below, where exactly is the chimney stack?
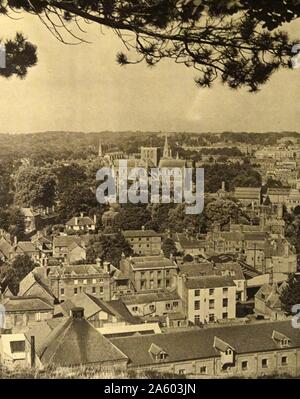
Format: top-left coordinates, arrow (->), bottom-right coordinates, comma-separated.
30,336 -> 36,368
103,261 -> 110,274
93,214 -> 97,224
70,307 -> 84,319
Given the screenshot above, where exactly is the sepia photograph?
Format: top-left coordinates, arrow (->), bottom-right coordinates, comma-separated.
1,0 -> 300,386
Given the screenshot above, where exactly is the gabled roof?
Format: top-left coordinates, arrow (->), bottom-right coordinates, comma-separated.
107,300 -> 143,325
66,216 -> 95,227
213,336 -> 235,353
0,238 -> 14,259
31,313 -> 127,367
111,321 -> 300,367
16,241 -> 37,253
1,296 -> 54,312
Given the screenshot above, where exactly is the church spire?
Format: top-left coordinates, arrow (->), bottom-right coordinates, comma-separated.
163,134 -> 171,159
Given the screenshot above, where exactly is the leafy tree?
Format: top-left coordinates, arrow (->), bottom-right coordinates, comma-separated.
162,237 -> 178,258
266,177 -> 283,188
205,198 -> 247,230
14,166 -> 56,208
167,203 -> 206,234
7,207 -> 26,240
0,162 -> 13,207
117,204 -> 152,230
1,1 -> 300,90
53,163 -> 87,195
86,232 -> 133,266
0,265 -> 19,296
280,274 -> 300,314
57,182 -> 98,222
0,254 -> 36,295
0,33 -> 37,79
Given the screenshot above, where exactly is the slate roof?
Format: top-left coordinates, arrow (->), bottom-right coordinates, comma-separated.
0,238 -> 14,259
121,291 -> 180,305
234,187 -> 261,199
127,255 -> 177,270
185,276 -> 236,289
31,313 -> 128,366
111,320 -> 300,367
16,241 -> 37,253
123,230 -> 161,238
66,216 -> 95,227
107,300 -> 142,324
2,296 -> 54,312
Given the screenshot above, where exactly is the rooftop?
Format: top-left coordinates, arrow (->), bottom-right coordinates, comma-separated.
111,320 -> 300,367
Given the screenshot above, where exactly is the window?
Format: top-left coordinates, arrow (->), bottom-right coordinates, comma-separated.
74,288 -> 78,295
209,289 -> 214,296
149,305 -> 155,312
157,279 -> 161,288
99,286 -> 104,294
200,366 -> 207,374
209,314 -> 215,322
132,306 -> 138,312
194,300 -> 200,310
165,303 -> 171,310
92,287 -> 96,294
60,288 -> 64,296
209,299 -> 214,309
281,356 -> 288,366
222,312 -> 228,319
194,315 -> 200,325
223,288 -> 228,295
173,301 -> 178,308
10,341 -> 25,353
223,298 -> 228,308
195,289 -> 200,297
166,279 -> 170,287
241,361 -> 248,371
83,279 -> 87,285
74,280 -> 78,285
92,279 -> 96,284
159,352 -> 167,361
178,369 -> 186,375
262,359 -> 268,368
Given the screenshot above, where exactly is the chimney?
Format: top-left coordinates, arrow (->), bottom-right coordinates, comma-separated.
30,336 -> 36,368
75,217 -> 78,225
103,261 -> 110,273
221,181 -> 225,191
13,236 -> 17,246
80,212 -> 84,218
96,257 -> 102,268
93,214 -> 97,224
142,225 -> 145,231
70,307 -> 84,319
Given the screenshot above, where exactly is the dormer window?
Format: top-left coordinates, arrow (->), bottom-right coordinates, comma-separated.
272,330 -> 291,348
149,343 -> 168,363
226,349 -> 232,355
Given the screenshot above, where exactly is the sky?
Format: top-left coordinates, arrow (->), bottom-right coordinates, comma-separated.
1,12 -> 300,134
